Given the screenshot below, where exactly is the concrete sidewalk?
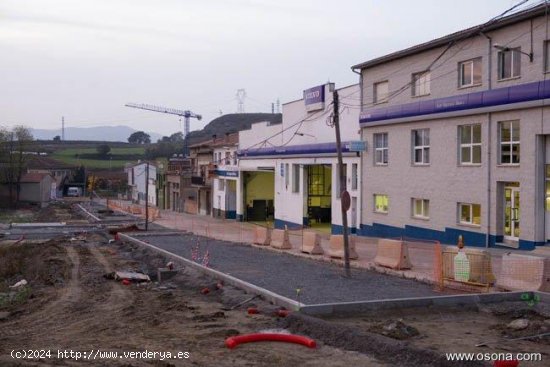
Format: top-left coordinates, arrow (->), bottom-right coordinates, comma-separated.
105,199 -> 550,288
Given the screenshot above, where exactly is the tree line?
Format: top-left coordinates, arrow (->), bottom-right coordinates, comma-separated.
0,126 -> 34,207
128,130 -> 185,159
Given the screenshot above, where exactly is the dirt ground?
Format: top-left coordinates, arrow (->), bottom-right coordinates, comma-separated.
320,303 -> 550,366
0,236 -> 386,366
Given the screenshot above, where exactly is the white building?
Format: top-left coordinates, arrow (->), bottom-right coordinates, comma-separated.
353,4 -> 550,250
211,133 -> 239,219
236,83 -> 363,234
126,162 -> 157,206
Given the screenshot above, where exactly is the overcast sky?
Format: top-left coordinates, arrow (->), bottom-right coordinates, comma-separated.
0,0 -> 524,137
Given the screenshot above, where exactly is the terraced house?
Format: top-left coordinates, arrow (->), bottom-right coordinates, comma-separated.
354,4 -> 550,250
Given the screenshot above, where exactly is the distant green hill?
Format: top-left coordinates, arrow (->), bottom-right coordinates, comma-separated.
186,113 -> 281,146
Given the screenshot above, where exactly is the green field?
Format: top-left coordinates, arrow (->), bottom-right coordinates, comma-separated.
52,147 -> 145,169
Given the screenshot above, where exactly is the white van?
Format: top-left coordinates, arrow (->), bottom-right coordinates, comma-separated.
67,187 -> 81,197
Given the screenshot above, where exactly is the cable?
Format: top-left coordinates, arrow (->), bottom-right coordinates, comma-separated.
340,0 -> 534,110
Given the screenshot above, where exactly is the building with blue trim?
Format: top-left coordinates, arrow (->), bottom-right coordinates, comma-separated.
236,83 -> 363,234
352,4 -> 550,250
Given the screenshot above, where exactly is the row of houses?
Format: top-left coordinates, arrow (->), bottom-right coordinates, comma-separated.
129,4 -> 550,250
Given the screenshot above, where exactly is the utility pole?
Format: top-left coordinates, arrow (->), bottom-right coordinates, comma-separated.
62,116 -> 65,141
333,89 -> 351,278
145,162 -> 149,231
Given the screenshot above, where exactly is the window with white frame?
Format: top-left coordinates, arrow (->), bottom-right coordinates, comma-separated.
412,198 -> 430,219
292,164 -> 300,193
225,152 -> 230,165
459,124 -> 482,164
545,40 -> 550,72
351,163 -> 358,190
374,133 -> 388,165
498,48 -> 521,80
458,58 -> 482,87
218,178 -> 225,191
412,71 -> 430,96
285,163 -> 289,189
412,129 -> 430,165
458,203 -> 481,226
374,81 -> 389,103
499,120 -> 520,164
336,163 -> 347,198
374,194 -> 389,213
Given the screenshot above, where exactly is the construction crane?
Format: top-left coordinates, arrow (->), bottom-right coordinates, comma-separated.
125,102 -> 202,154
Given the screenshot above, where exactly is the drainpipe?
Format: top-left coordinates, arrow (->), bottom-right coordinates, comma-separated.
481,31 -> 492,248
352,67 -> 363,234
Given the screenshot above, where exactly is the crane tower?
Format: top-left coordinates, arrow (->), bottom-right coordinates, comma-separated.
125,103 -> 202,155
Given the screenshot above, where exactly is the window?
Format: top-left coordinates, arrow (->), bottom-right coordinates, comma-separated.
285,163 -> 289,189
498,48 -> 521,79
292,164 -> 300,193
374,194 -> 389,213
499,120 -> 520,164
225,152 -> 230,165
351,163 -> 358,190
374,81 -> 389,103
374,133 -> 388,165
459,124 -> 482,164
412,198 -> 430,219
412,129 -> 430,165
218,179 -> 225,191
545,40 -> 550,72
458,58 -> 482,87
458,203 -> 481,226
336,164 -> 347,198
233,152 -> 237,166
412,71 -> 430,96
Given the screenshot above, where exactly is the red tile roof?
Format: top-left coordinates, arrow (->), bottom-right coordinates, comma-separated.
20,172 -> 51,183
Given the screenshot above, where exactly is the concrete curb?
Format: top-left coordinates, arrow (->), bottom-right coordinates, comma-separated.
128,231 -> 188,237
300,291 -> 548,316
76,204 -> 101,222
118,233 -> 304,310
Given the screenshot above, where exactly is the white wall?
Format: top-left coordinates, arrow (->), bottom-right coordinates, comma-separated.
129,163 -> 157,206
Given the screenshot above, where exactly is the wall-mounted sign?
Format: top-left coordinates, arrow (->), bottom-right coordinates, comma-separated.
304,84 -> 325,112
346,141 -> 367,152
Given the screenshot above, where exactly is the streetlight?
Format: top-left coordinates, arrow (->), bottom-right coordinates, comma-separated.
493,44 -> 533,62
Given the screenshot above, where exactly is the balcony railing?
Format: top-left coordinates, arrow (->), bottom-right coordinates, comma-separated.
191,176 -> 206,186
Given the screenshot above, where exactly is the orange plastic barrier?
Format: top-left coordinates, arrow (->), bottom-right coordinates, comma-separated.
253,226 -> 271,246
301,231 -> 324,255
270,228 -> 291,249
497,253 -> 550,292
328,235 -> 358,259
374,239 -> 412,270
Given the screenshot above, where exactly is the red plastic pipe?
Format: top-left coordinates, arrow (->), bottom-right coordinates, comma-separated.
225,333 -> 316,349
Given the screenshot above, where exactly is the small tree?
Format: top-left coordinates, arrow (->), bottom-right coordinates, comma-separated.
128,131 -> 151,144
96,144 -> 111,157
53,135 -> 61,141
0,125 -> 34,206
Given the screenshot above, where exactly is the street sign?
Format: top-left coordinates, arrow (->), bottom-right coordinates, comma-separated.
341,190 -> 351,212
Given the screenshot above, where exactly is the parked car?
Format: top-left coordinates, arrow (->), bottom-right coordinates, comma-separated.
67,187 -> 81,197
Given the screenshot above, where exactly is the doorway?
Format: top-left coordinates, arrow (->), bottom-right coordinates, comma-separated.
306,164 -> 332,231
504,184 -> 520,244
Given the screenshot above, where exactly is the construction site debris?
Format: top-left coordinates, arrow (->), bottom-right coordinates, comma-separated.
9,279 -> 28,289
507,318 -> 529,330
103,271 -> 150,282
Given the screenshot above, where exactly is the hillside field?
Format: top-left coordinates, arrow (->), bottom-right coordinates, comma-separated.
51,146 -> 145,169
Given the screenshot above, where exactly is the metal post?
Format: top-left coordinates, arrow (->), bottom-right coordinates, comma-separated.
145,162 -> 149,231
333,90 -> 351,278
